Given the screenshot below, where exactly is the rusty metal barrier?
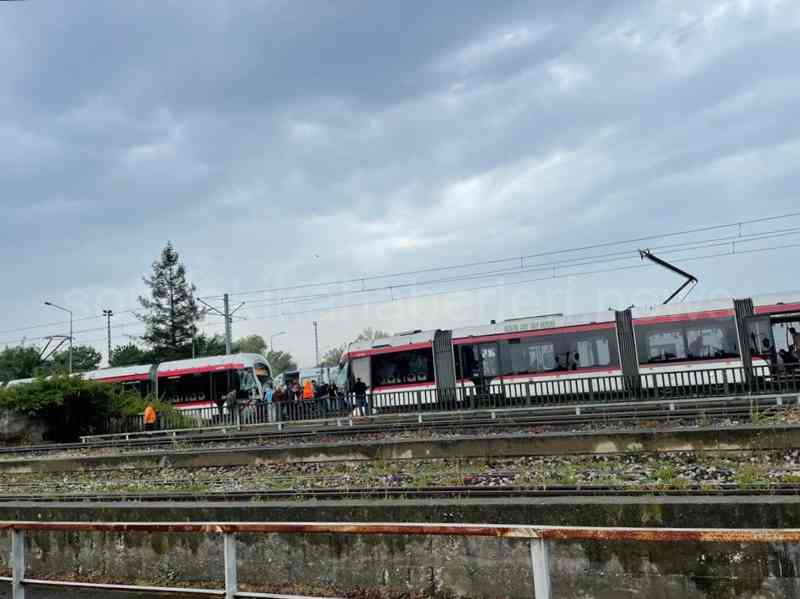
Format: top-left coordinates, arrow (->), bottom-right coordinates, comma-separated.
3,521 -> 800,598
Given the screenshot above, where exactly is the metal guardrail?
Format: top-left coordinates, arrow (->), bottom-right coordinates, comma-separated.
97,364 -> 800,438
82,389 -> 800,444
2,521 -> 800,599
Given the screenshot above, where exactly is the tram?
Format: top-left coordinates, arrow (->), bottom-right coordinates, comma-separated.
337,291 -> 800,408
3,353 -> 273,411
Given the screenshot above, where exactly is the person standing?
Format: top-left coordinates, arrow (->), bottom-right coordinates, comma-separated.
263,383 -> 274,404
353,377 -> 369,416
143,404 -> 157,432
273,385 -> 287,421
303,379 -> 314,400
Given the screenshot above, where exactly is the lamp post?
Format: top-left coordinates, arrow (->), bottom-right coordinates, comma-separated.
44,301 -> 73,374
270,331 -> 286,352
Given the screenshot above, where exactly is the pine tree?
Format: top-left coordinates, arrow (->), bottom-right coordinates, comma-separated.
137,243 -> 201,360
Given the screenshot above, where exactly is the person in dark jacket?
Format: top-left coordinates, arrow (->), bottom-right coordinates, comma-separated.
353,377 -> 369,416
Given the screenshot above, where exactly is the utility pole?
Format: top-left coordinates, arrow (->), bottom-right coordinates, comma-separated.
198,294 -> 245,357
103,310 -> 114,366
313,321 -> 320,368
224,294 -> 232,355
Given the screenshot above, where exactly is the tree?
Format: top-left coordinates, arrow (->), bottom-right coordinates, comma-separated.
137,243 -> 201,361
320,345 -> 345,367
233,335 -> 267,355
265,350 -> 297,376
193,333 -> 226,357
109,344 -> 152,368
47,345 -> 102,374
0,375 -> 179,442
355,327 -> 390,342
318,328 -> 390,368
0,346 -> 42,383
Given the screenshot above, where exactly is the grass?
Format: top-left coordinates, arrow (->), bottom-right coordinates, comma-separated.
736,463 -> 768,489
653,465 -> 678,488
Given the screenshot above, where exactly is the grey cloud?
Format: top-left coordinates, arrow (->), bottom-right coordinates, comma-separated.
2,0 -> 800,365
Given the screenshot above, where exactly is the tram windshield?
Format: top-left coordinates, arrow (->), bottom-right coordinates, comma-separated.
336,361 -> 350,391
254,362 -> 272,387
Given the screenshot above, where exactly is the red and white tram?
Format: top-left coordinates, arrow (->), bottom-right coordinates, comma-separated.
5,353 -> 272,411
338,290 -> 800,410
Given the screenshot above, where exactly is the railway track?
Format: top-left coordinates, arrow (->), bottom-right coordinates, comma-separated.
1,394 -> 792,461
2,484 -> 799,503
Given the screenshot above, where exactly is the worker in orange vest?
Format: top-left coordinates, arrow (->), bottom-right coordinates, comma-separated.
143,404 -> 157,431
302,379 -> 314,400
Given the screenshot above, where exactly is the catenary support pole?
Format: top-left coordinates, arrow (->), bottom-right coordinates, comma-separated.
224,294 -> 232,356
313,321 -> 320,369
103,309 -> 114,366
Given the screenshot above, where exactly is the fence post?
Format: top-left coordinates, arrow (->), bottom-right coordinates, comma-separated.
224,532 -> 238,599
530,537 -> 551,599
11,528 -> 26,599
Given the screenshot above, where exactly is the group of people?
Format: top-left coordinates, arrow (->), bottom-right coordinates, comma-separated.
263,378 -> 338,403
260,376 -> 371,416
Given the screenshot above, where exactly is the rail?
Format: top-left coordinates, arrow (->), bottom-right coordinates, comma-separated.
2,520 -> 800,598
97,364 -> 800,438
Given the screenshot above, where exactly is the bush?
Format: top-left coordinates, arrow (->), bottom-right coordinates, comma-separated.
0,376 -> 177,442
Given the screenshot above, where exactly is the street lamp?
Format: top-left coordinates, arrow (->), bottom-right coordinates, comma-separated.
44,301 -> 73,374
270,331 -> 286,352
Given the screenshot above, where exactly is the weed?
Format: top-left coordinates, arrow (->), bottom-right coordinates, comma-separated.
736,463 -> 767,488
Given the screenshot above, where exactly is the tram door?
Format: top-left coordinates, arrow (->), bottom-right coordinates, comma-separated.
460,343 -> 500,398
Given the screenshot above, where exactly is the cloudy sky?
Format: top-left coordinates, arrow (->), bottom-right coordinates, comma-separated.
2,0 -> 800,366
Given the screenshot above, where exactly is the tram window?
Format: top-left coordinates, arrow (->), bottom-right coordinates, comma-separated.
638,327 -> 686,364
238,368 -> 258,398
372,348 -> 435,387
254,363 -> 271,386
508,340 -> 527,374
686,325 -> 738,359
457,346 -> 480,379
210,370 -> 236,404
480,345 -> 500,377
597,338 -> 611,365
637,318 -> 740,364
506,332 -> 619,375
528,343 -> 555,372
747,318 -> 773,355
160,373 -> 210,404
576,337 -> 612,368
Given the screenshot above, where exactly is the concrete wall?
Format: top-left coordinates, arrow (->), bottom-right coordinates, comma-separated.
0,412 -> 46,446
0,498 -> 799,598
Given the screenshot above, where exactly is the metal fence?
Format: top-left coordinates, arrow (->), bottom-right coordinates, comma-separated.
104,364 -> 800,435
2,520 -> 800,598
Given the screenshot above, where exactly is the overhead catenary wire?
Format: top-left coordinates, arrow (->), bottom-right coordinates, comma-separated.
36,239 -> 800,348
202,211 -> 800,301
4,211 -> 799,338
1,212 -> 799,348
235,240 -> 800,322
232,226 -> 800,310
2,232 -> 799,348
